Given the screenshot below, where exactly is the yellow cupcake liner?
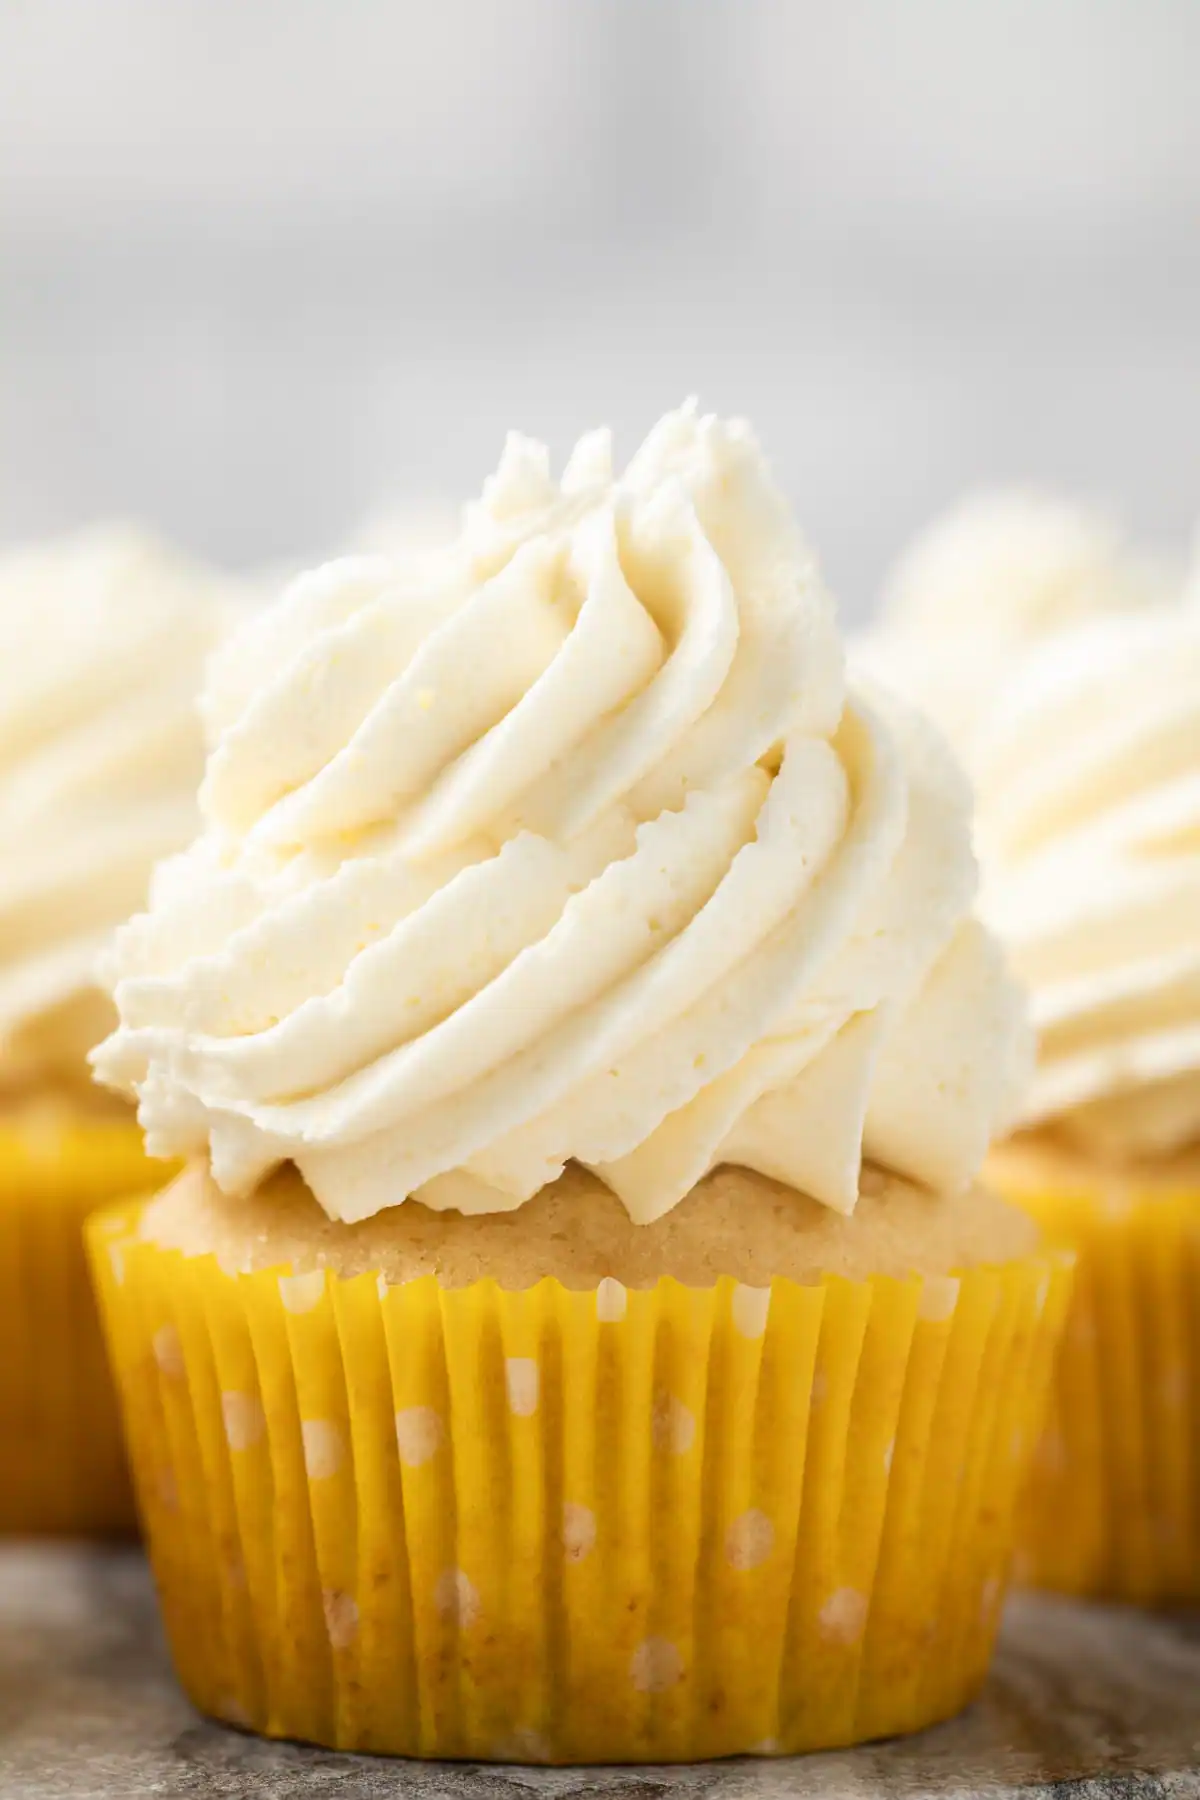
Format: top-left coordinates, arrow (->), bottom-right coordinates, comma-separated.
0,1117 -> 169,1535
1005,1179 -> 1200,1602
88,1201 -> 1071,1763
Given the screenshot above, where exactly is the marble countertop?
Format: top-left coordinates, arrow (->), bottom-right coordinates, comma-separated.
0,1544 -> 1197,1798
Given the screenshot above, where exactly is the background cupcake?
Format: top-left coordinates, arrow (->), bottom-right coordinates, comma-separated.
974,592 -> 1200,1600
855,489 -> 1167,770
0,522 -> 238,1533
88,408 -> 1067,1761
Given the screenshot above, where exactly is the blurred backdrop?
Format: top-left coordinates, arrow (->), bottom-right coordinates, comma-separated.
1,0 -> 1197,619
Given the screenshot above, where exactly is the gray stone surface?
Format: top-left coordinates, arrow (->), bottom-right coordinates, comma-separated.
0,1544 -> 1197,1798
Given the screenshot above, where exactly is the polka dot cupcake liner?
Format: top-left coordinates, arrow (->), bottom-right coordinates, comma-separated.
0,1116 -> 168,1535
87,1202 -> 1071,1763
1001,1177 -> 1200,1602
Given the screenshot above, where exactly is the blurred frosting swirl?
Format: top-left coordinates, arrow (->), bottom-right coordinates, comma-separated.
978,598 -> 1200,1158
0,525 -> 238,1088
94,406 -> 1026,1224
858,489 -> 1162,767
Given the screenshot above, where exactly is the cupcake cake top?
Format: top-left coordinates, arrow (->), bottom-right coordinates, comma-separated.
0,524 -> 239,1089
978,593 -> 1200,1159
94,405 -> 1026,1224
859,489 -> 1161,766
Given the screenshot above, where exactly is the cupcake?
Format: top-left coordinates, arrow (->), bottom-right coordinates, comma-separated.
87,407 -> 1068,1761
0,524 -> 237,1533
856,489 -> 1164,769
973,596 -> 1200,1601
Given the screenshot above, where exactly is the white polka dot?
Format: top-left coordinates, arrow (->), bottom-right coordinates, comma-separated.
434,1568 -> 480,1629
1069,1314 -> 1097,1350
1162,1366 -> 1187,1410
652,1391 -> 696,1455
1155,1512 -> 1182,1548
748,1738 -> 780,1757
493,1727 -> 553,1763
322,1588 -> 360,1650
818,1587 -> 868,1646
1037,1430 -> 1067,1475
279,1270 -> 325,1314
562,1502 -> 596,1563
732,1284 -> 771,1339
1011,1549 -> 1034,1586
882,1439 -> 895,1475
302,1419 -> 345,1480
376,1272 -> 390,1303
152,1324 -> 185,1379
596,1277 -> 627,1322
630,1636 -> 683,1694
505,1357 -> 540,1417
725,1509 -> 774,1571
221,1391 -> 265,1452
395,1406 -> 443,1467
919,1276 -> 960,1323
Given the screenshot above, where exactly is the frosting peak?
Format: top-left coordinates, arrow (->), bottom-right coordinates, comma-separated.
94,407 -> 1026,1223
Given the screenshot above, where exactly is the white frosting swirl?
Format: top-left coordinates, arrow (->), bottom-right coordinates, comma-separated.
94,407 -> 1026,1223
978,599 -> 1200,1157
859,490 -> 1162,766
0,525 -> 238,1086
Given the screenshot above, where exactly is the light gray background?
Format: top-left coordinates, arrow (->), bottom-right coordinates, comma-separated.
2,0 -> 1198,620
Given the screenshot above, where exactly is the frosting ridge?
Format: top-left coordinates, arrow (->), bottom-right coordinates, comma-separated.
95,407 -> 1025,1221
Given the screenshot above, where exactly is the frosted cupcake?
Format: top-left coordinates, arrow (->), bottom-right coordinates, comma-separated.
0,524 -> 237,1533
974,595 -> 1200,1600
87,408 -> 1068,1761
856,489 -> 1163,769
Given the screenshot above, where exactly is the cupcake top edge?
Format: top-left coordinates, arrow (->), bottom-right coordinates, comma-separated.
140,1156 -> 1039,1288
0,522 -> 243,1095
93,403 -> 1027,1226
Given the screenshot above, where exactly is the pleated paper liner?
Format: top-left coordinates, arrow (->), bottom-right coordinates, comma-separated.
1000,1173 -> 1200,1602
88,1202 -> 1071,1764
0,1116 -> 171,1535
